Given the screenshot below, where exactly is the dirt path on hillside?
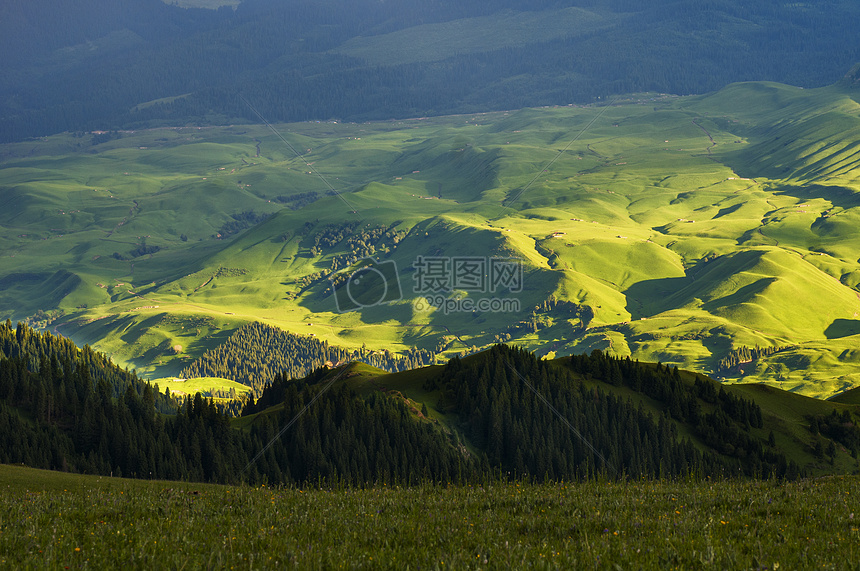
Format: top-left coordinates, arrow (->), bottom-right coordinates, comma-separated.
692,119 -> 717,156
105,200 -> 140,238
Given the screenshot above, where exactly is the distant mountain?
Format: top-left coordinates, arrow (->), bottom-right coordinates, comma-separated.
2,0 -> 859,141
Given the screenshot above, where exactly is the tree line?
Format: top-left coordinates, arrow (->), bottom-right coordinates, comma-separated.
714,345 -> 789,376
565,350 -> 799,478
420,345 -> 800,479
179,321 -> 435,394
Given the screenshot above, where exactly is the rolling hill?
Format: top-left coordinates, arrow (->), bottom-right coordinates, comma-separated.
3,76 -> 860,396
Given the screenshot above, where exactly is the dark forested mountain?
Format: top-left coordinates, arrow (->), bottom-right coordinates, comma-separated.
247,344 -> 823,480
424,345 -> 799,479
2,0 -> 859,141
0,323 -> 860,484
0,319 -> 174,413
0,319 -> 179,474
4,321 -> 858,485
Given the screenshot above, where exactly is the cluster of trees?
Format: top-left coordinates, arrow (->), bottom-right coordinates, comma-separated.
0,320 -> 190,476
215,211 -> 271,239
426,346 -> 763,479
307,221 -> 360,256
715,345 -> 788,375
112,244 -> 160,261
329,223 -> 408,272
22,309 -> 65,329
494,295 -> 592,342
0,320 -> 173,412
178,321 -> 435,394
275,191 -> 322,210
244,379 -> 469,485
810,409 -> 859,460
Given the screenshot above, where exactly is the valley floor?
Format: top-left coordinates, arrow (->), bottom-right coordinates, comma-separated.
0,465 -> 855,569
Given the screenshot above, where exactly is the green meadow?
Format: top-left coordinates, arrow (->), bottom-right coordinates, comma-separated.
0,464 -> 857,569
148,376 -> 251,400
2,81 -> 860,397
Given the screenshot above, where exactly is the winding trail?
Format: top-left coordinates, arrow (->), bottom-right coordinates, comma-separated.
105,200 -> 140,238
691,118 -> 717,156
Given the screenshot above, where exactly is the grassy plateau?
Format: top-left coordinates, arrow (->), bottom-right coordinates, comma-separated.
2,79 -> 860,397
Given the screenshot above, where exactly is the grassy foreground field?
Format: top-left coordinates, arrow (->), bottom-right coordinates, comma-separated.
0,464 -> 857,569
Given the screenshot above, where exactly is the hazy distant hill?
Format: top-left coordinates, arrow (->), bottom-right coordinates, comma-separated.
1,0 -> 859,141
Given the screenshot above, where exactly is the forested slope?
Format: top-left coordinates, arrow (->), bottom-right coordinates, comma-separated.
0,322 -> 466,483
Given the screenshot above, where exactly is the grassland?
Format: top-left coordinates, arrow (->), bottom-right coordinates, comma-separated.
0,464 -> 857,569
2,81 -> 860,397
148,376 -> 251,400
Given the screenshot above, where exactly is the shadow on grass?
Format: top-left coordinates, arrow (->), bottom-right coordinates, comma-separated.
622,276 -> 690,319
825,318 -> 860,339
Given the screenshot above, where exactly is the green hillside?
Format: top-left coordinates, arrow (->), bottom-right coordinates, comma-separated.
829,386 -> 860,406
3,79 -> 860,396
